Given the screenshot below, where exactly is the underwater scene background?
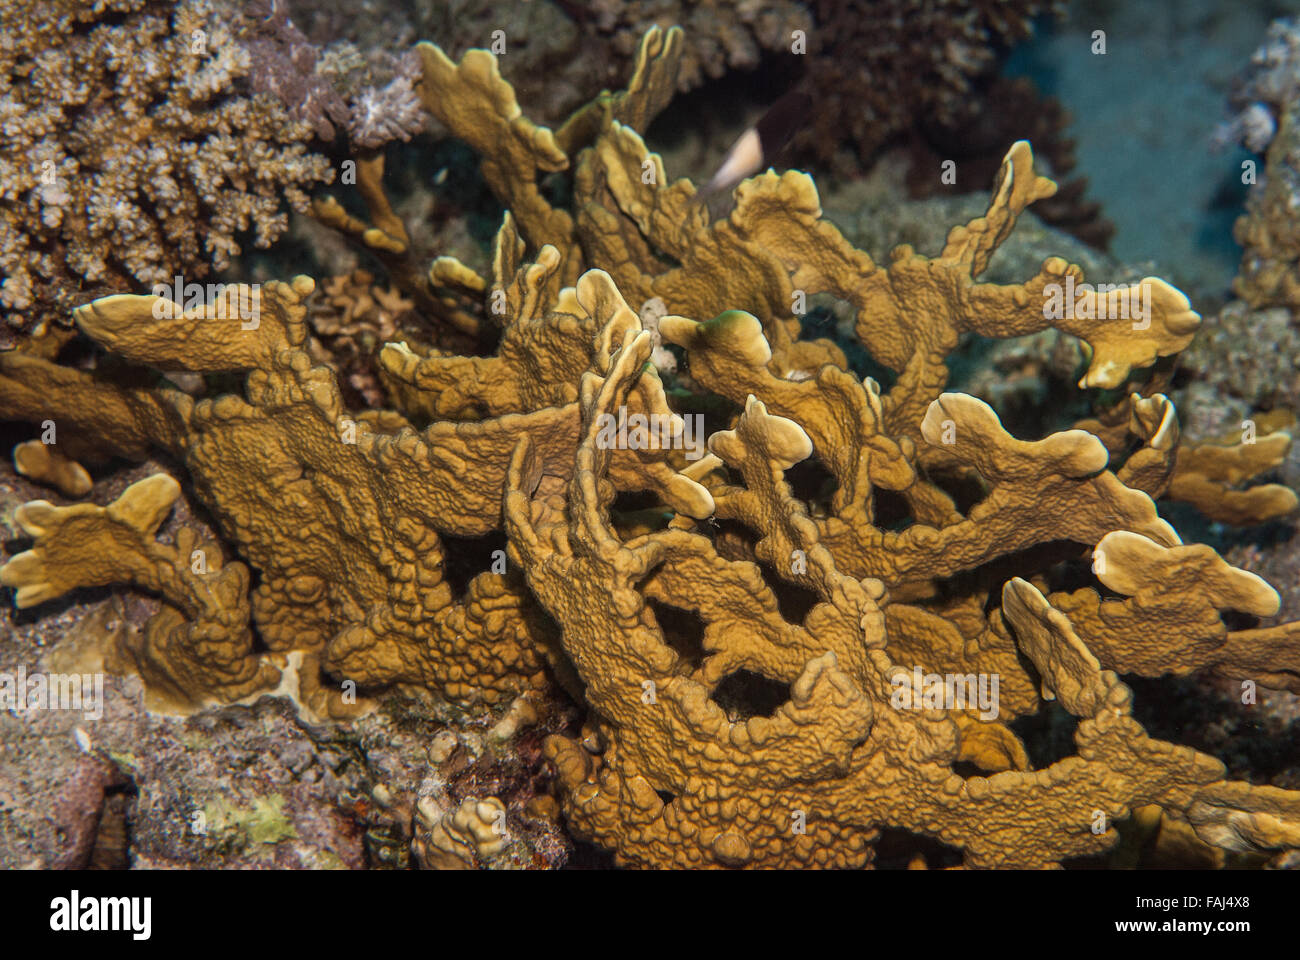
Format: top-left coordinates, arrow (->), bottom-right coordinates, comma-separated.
2,0 -> 1300,870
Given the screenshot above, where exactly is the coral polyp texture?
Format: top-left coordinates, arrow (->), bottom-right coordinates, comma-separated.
0,0 -> 334,339
1229,17 -> 1300,312
3,24 -> 1300,870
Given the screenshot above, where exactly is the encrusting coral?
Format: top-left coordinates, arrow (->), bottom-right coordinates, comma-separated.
3,26 -> 1300,869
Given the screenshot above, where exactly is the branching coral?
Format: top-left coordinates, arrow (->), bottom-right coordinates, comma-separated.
0,0 -> 333,337
5,473 -> 279,707
0,253 -> 706,716
1,275 -> 581,712
244,0 -> 426,149
510,345 -> 1299,867
3,25 -> 1299,869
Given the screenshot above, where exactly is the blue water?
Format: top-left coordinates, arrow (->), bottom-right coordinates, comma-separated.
1010,0 -> 1300,301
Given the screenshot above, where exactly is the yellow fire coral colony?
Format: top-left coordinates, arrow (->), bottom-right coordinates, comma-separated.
3,27 -> 1300,867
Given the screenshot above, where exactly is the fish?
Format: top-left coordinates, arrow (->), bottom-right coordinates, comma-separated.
693,88 -> 812,204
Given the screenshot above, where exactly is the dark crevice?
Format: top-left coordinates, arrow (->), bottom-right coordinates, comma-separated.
711,517 -> 758,562
243,563 -> 271,656
1222,609 -> 1261,632
646,597 -> 707,673
611,488 -> 673,533
88,778 -> 137,870
873,827 -> 964,869
784,456 -> 837,507
756,559 -> 820,625
870,485 -> 913,532
797,303 -> 899,389
437,529 -> 510,598
611,488 -> 662,514
712,669 -> 790,720
1008,699 -> 1080,769
940,540 -> 1093,613
923,469 -> 989,517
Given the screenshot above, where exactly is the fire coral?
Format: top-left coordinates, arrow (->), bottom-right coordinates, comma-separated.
3,27 -> 1300,868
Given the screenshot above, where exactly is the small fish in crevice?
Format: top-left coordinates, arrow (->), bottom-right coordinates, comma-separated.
694,88 -> 812,205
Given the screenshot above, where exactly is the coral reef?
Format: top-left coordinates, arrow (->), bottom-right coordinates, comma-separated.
243,0 -> 427,149
792,0 -> 1049,161
570,0 -> 812,91
0,0 -> 335,338
4,22 -> 1300,871
279,0 -> 1110,250
905,76 -> 1114,250
0,463 -> 574,871
0,275 -> 584,714
1228,18 -> 1300,312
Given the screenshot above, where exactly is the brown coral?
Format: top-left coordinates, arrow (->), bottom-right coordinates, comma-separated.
1,275 -> 585,712
509,343 -> 1300,866
3,25 -> 1300,871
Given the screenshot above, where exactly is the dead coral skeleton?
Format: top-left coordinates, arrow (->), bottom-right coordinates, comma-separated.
2,27 -> 1299,869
